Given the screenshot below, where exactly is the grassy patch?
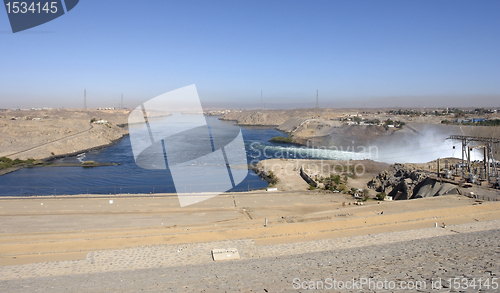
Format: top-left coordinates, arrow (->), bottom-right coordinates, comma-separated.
0,157 -> 38,170
269,136 -> 294,144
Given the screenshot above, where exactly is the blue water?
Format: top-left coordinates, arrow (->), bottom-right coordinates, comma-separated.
0,117 -> 366,197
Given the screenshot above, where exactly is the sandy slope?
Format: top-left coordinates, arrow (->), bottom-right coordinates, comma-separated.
0,109 -> 129,160
0,191 -> 498,267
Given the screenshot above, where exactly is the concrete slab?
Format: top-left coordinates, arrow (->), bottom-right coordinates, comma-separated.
212,248 -> 240,261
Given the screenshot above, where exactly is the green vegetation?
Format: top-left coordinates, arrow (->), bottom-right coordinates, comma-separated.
81,161 -> 97,165
376,192 -> 387,201
322,174 -> 348,193
388,109 -> 422,117
476,119 -> 500,126
331,174 -> 341,185
0,157 -> 13,169
441,118 -> 500,126
269,135 -> 294,144
363,119 -> 380,125
0,157 -> 38,170
309,183 -> 316,190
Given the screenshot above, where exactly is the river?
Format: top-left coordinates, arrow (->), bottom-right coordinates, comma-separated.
0,116 -> 369,197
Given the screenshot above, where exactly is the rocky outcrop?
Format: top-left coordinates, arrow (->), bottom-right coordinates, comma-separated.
219,111 -> 290,126
367,163 -> 458,200
249,164 -> 277,185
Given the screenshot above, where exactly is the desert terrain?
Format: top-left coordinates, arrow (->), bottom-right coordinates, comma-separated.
1,107 -> 500,291
0,108 -> 129,160
1,191 -> 500,291
2,107 -> 499,163
221,108 -> 500,160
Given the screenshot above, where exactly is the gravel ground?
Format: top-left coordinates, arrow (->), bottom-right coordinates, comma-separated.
1,221 -> 499,292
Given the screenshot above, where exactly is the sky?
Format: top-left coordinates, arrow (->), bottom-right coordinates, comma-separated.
0,0 -> 499,109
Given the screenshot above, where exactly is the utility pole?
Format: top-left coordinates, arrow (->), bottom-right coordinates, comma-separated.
84,89 -> 87,111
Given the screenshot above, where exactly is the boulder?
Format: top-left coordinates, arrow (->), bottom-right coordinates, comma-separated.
368,163 -> 432,200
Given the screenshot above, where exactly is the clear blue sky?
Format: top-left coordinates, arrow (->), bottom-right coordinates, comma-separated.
1,0 -> 499,109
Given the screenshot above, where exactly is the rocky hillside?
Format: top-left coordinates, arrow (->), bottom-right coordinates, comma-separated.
219,110 -> 291,126
368,163 -> 459,200
0,109 -> 129,160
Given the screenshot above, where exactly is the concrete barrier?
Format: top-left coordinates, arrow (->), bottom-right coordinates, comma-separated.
300,165 -> 317,187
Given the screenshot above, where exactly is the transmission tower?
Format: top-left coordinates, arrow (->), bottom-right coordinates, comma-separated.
315,89 -> 319,109
84,89 -> 87,111
121,94 -> 124,109
261,90 -> 265,109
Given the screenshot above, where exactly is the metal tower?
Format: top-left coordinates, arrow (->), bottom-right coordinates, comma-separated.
84,89 -> 87,111
121,94 -> 124,109
315,90 -> 319,109
261,90 -> 265,109
447,135 -> 500,182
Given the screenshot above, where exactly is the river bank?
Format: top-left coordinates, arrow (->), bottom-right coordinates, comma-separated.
0,134 -> 127,177
1,108 -> 129,160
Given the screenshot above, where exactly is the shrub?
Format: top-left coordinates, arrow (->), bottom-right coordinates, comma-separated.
13,158 -> 24,165
338,184 -> 346,192
376,192 -> 387,201
0,162 -> 13,169
269,136 -> 293,144
0,157 -> 13,164
25,158 -> 36,164
309,183 -> 316,190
